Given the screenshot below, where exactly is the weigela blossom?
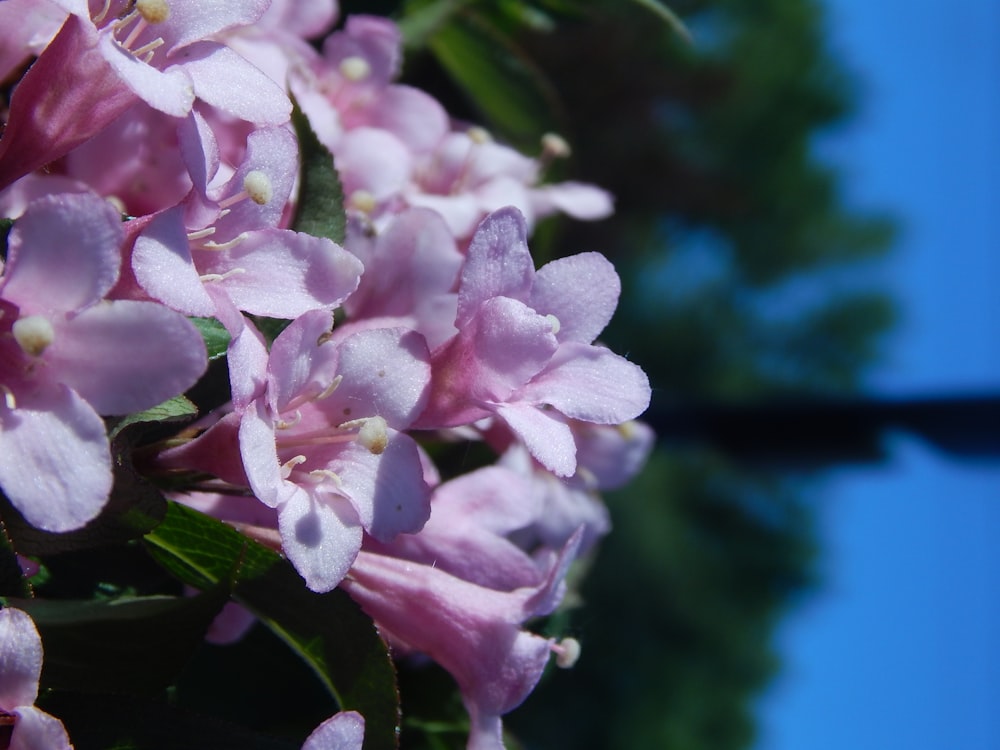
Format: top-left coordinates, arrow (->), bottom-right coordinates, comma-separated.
416,206 -> 651,477
0,608 -> 74,750
302,710 -> 364,750
0,192 -> 206,531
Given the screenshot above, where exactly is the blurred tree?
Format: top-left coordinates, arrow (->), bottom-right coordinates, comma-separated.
338,1 -> 897,748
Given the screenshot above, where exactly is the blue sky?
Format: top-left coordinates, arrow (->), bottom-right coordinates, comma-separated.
755,1 -> 1000,748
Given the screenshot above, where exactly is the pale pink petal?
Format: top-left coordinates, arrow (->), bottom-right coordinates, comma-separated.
10,705 -> 73,750
239,401 -> 285,509
321,328 -> 430,429
99,33 -> 195,117
133,208 -> 216,317
456,207 -> 534,327
221,305 -> 269,410
0,608 -> 42,709
366,86 -> 450,152
3,193 -> 122,316
0,385 -> 111,532
157,0 -> 270,50
532,182 -> 614,221
177,42 -> 291,124
197,229 -> 362,319
302,711 -> 365,750
322,15 -> 401,86
259,0 -> 337,39
328,432 -> 431,541
278,488 -> 363,593
403,192 -> 481,240
530,253 -> 620,344
516,343 -> 651,425
267,309 -> 339,412
494,402 -> 576,478
336,128 -> 411,201
48,300 -> 207,415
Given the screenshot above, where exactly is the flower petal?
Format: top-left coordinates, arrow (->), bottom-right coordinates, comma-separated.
0,384 -> 111,532
10,705 -> 73,750
0,608 -> 42,709
278,489 -> 363,593
530,253 -> 620,344
494,401 -> 576,478
302,711 -> 365,750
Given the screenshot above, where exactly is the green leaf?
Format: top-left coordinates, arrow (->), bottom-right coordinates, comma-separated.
144,501 -> 399,750
108,395 -> 198,444
190,316 -> 231,361
398,0 -> 471,49
8,589 -> 229,695
426,10 -> 563,148
630,0 -> 692,43
0,519 -> 31,597
291,100 -> 347,245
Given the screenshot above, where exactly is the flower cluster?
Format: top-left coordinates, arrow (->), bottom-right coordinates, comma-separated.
0,2 -> 651,748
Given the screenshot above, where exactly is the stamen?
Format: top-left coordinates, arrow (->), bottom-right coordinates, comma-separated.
121,17 -> 149,50
199,268 -> 246,283
541,132 -> 572,159
242,170 -> 273,206
339,56 -> 371,81
315,375 -> 343,401
280,454 -> 307,479
353,416 -> 388,455
136,0 -> 170,24
307,469 -> 343,487
133,37 -> 166,61
276,410 -> 302,429
544,314 -> 561,335
93,0 -> 114,24
199,232 -> 250,252
1,385 -> 16,410
187,227 -> 216,242
467,126 -> 492,145
551,637 -> 581,669
12,315 -> 55,357
348,190 -> 377,214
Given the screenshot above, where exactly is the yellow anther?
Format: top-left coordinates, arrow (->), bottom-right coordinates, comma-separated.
12,315 -> 55,357
136,0 -> 170,24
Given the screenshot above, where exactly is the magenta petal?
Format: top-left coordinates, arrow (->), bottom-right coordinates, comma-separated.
0,385 -> 111,532
48,300 -> 207,415
9,705 -> 73,750
302,711 -> 365,750
200,229 -> 362,319
530,252 -> 621,344
517,342 -> 651,425
278,489 -> 363,593
456,208 -> 535,327
0,608 -> 42,709
178,42 -> 291,124
494,402 -> 576,478
3,193 -> 122,316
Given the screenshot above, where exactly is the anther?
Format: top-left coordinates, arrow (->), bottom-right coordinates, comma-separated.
315,375 -> 343,401
541,132 -> 572,160
348,190 -> 377,214
340,416 -> 388,455
276,411 -> 303,429
199,268 -> 246,283
308,469 -> 343,487
12,315 -> 55,357
93,0 -> 114,24
242,170 -> 273,206
467,126 -> 492,145
187,227 -> 216,242
339,56 -> 371,81
136,0 -> 170,24
552,637 -> 581,669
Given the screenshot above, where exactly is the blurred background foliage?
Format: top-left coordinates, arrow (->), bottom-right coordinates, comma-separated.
335,0 -> 897,748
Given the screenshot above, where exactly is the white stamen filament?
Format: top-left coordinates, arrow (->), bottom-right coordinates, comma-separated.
187,227 -> 216,242
12,315 -> 55,357
199,232 -> 250,252
1,385 -> 16,410
93,0 -> 113,24
280,454 -> 307,479
199,268 -> 246,283
339,56 -> 371,81
275,415 -> 387,455
134,37 -> 166,62
552,637 -> 581,669
307,469 -> 343,487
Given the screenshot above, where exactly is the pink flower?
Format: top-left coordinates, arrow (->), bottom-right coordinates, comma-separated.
417,207 -> 650,477
0,192 -> 207,531
0,608 -> 74,750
